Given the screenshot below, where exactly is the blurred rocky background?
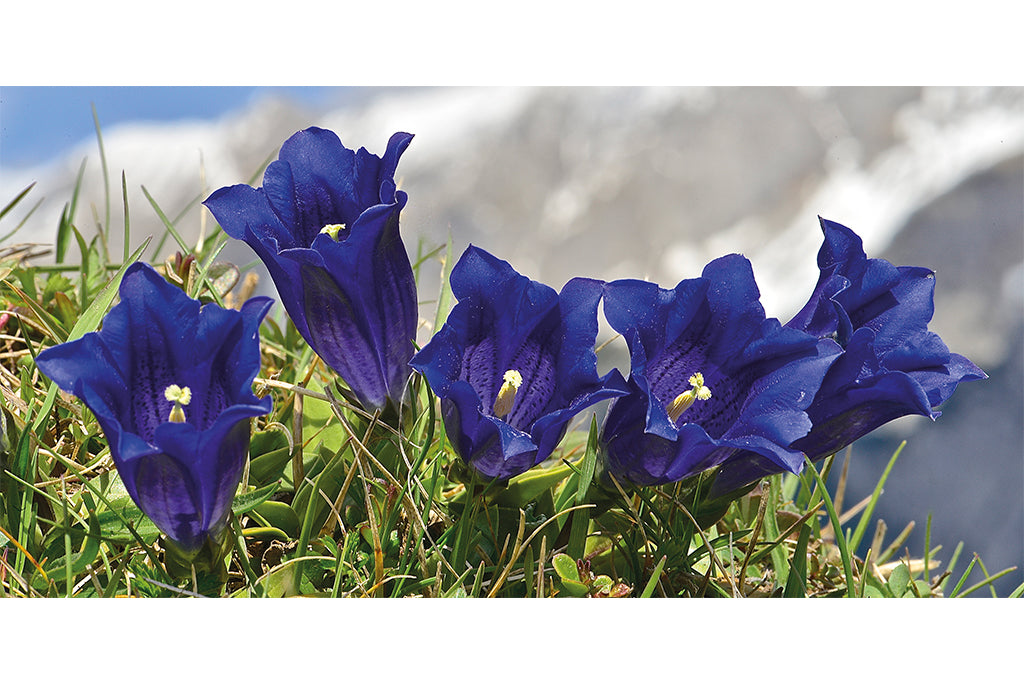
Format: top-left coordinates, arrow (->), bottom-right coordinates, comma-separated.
2,86 -> 1021,593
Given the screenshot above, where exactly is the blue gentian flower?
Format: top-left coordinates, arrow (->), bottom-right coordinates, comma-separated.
410,245 -> 628,480
600,254 -> 840,488
35,262 -> 273,554
710,218 -> 987,496
204,127 -> 417,412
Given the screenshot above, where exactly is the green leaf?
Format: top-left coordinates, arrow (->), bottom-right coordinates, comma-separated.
252,500 -> 300,538
783,523 -> 811,598
259,562 -> 301,598
887,562 -> 911,597
249,446 -> 293,485
558,578 -> 590,598
231,482 -> 281,516
301,377 -> 345,450
488,461 -> 574,508
241,526 -> 291,542
863,585 -> 885,598
2,424 -> 36,542
551,553 -> 580,582
92,474 -> 161,545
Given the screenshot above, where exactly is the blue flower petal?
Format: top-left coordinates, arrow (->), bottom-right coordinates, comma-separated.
36,263 -> 272,552
600,254 -> 837,487
788,218 -> 987,459
411,245 -> 627,480
205,127 -> 417,411
712,218 -> 987,497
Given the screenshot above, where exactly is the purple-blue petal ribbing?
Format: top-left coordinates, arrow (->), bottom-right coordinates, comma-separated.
600,254 -> 839,487
204,127 -> 417,411
35,263 -> 272,552
710,217 -> 986,497
410,245 -> 628,480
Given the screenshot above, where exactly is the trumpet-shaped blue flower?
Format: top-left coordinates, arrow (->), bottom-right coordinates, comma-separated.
410,246 -> 628,480
204,127 -> 417,411
600,254 -> 840,487
710,218 -> 987,496
36,263 -> 272,553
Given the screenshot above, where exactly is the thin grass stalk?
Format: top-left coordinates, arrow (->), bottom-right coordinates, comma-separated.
535,535 -> 547,598
331,531 -> 355,598
803,455 -> 856,597
639,555 -> 668,598
849,441 -> 905,552
486,504 -> 591,597
955,565 -> 1018,598
0,192 -> 43,244
760,476 -> 790,587
122,172 -> 130,262
923,513 -> 933,586
230,513 -> 264,596
736,487 -> 769,589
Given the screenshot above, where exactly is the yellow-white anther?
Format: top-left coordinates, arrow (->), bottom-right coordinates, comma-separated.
165,384 -> 192,423
666,372 -> 712,422
320,223 -> 347,240
492,369 -> 523,418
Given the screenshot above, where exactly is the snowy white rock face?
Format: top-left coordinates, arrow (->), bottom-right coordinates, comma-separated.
2,86 -> 1022,586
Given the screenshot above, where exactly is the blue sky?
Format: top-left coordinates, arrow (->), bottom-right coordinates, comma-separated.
0,87 -> 352,169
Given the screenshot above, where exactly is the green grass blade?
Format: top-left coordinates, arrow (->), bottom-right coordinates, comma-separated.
803,455 -> 856,597
122,171 -> 131,262
955,566 -> 1018,598
639,555 -> 667,598
939,541 -> 965,594
923,512 -> 933,585
141,185 -> 190,256
432,231 -> 455,333
63,481 -> 73,595
566,414 -> 599,558
0,181 -> 36,221
947,554 -> 978,598
189,239 -> 230,307
92,104 -> 111,249
0,196 -> 44,245
0,182 -> 38,233
55,158 -> 88,264
848,441 -> 905,553
783,522 -> 812,597
331,532 -> 355,598
763,474 -> 790,587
